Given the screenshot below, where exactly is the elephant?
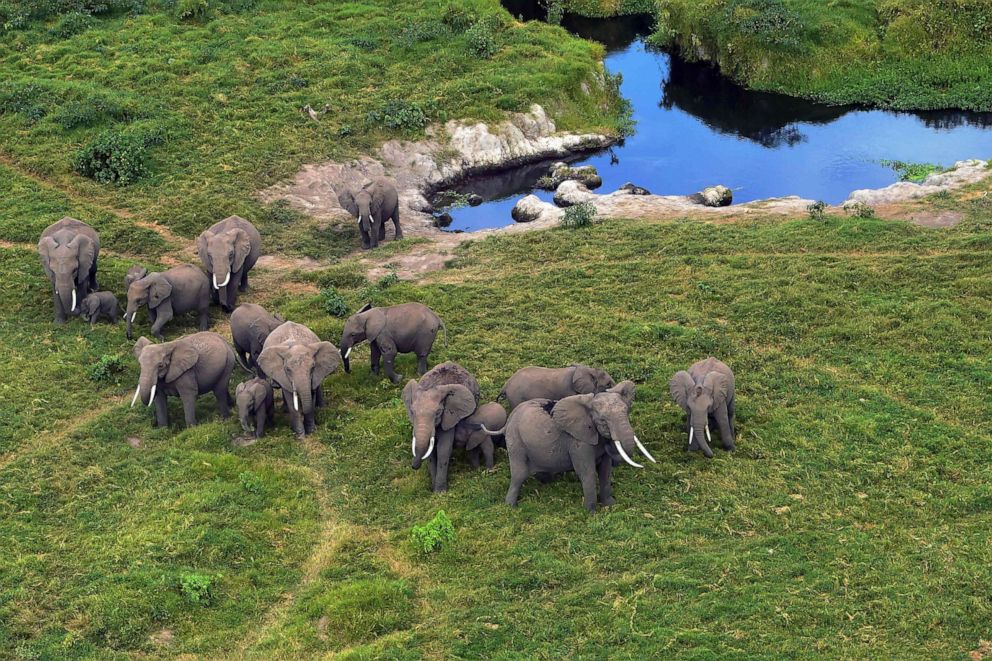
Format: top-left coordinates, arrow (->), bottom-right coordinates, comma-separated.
485,381 -> 655,512
340,302 -> 446,383
454,401 -> 507,471
124,265 -> 211,341
79,291 -> 119,326
337,177 -> 403,250
401,362 -> 480,492
124,265 -> 148,292
38,217 -> 100,323
130,332 -> 235,428
669,357 -> 737,458
257,321 -> 340,438
236,377 -> 275,439
196,215 -> 262,311
499,364 -> 615,409
230,303 -> 285,370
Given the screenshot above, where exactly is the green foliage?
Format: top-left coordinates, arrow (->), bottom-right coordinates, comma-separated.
72,126 -> 161,185
880,159 -> 946,182
722,0 -> 805,51
410,510 -> 455,554
175,0 -> 208,22
366,98 -> 436,132
49,10 -> 93,37
178,572 -> 216,605
466,14 -> 507,58
846,201 -> 877,218
807,200 -> 827,220
355,271 -> 399,305
238,470 -> 265,494
441,3 -> 476,32
561,201 -> 596,228
88,353 -> 127,383
318,286 -> 349,317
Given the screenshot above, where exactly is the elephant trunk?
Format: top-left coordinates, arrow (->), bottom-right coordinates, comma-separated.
124,302 -> 139,339
410,418 -> 436,470
609,418 -> 643,469
690,409 -> 714,458
135,369 -> 158,408
340,340 -> 352,373
55,273 -> 76,314
288,375 -> 314,416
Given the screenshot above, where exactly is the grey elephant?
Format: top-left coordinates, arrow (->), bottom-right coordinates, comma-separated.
669,357 -> 736,458
79,291 -> 119,326
236,377 -> 275,439
38,217 -> 100,323
340,302 -> 446,383
124,265 -> 148,292
402,362 -> 480,492
257,321 -> 340,438
125,265 -> 211,341
130,332 -> 235,428
196,215 -> 262,311
337,177 -> 402,249
499,364 -> 615,409
485,381 -> 655,511
454,401 -> 506,471
230,303 -> 285,370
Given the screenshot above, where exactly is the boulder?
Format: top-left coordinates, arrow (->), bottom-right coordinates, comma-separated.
512,195 -> 559,223
619,182 -> 651,196
538,161 -> 603,191
693,185 -> 732,207
466,193 -> 483,207
554,180 -> 597,207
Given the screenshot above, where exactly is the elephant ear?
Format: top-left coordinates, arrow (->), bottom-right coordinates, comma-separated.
165,344 -> 199,382
312,341 -> 341,385
669,371 -> 695,411
357,303 -> 373,314
232,228 -> 252,272
38,236 -> 57,277
368,183 -> 383,216
257,347 -> 290,390
609,380 -> 636,411
196,231 -> 210,269
440,384 -> 476,431
337,189 -> 358,217
571,366 -> 596,394
148,278 -> 173,308
363,308 -> 387,343
401,379 -> 418,418
133,336 -> 152,360
70,234 -> 96,282
703,371 -> 730,407
552,394 -> 598,445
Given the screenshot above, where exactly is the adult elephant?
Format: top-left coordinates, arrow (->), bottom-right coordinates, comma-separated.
669,357 -> 737,458
230,303 -> 284,370
485,381 -> 655,511
124,265 -> 211,341
402,362 -> 480,492
37,217 -> 100,323
130,332 -> 235,428
337,177 -> 402,250
499,364 -> 615,409
196,215 -> 261,311
339,302 -> 446,383
257,321 -> 340,438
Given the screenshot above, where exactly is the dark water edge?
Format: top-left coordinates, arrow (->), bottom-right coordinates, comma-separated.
437,2 -> 992,232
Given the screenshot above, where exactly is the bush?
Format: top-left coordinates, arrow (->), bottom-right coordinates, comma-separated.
561,202 -> 596,229
399,19 -> 446,45
356,272 -> 398,305
846,202 -> 876,219
263,199 -> 304,225
441,3 -> 476,32
410,510 -> 455,554
366,99 -> 436,132
178,573 -> 216,605
50,11 -> 92,38
73,127 -> 159,185
807,200 -> 826,220
721,0 -> 806,51
238,471 -> 264,494
466,15 -> 506,59
176,0 -> 208,21
88,354 -> 127,383
318,286 -> 349,317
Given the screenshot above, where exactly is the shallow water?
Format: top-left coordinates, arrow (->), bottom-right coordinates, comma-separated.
441,6 -> 992,232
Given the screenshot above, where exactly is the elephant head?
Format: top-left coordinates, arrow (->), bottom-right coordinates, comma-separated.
402,378 -> 477,470
236,379 -> 267,433
257,341 -> 340,417
338,184 -> 379,237
130,336 -> 197,408
339,303 -> 379,373
669,370 -> 731,458
551,380 -> 653,468
197,227 -> 252,295
78,294 -> 101,323
124,273 -> 171,340
124,265 -> 148,292
38,232 -> 96,315
570,364 -> 615,395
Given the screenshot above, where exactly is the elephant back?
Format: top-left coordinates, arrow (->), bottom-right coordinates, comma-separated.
262,321 -> 319,349
40,217 -> 100,250
417,361 -> 480,403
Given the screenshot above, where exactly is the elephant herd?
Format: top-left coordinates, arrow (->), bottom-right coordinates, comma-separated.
38,211 -> 738,512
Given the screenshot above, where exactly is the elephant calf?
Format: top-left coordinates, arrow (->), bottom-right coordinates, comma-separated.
231,303 -> 285,370
454,401 -> 507,471
125,264 -> 211,341
130,332 -> 235,428
669,357 -> 737,458
197,215 -> 262,311
79,291 -> 119,326
236,377 -> 274,439
124,265 -> 148,292
499,364 -> 615,409
38,216 -> 100,324
487,381 -> 655,512
340,302 -> 446,383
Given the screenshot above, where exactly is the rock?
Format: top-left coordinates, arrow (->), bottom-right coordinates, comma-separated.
433,212 -> 453,228
844,159 -> 989,206
538,162 -> 603,191
466,193 -> 483,207
512,195 -> 559,223
406,193 -> 434,213
619,182 -> 651,195
554,180 -> 597,207
693,185 -> 733,207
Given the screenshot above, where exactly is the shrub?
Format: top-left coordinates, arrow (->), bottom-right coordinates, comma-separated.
356,271 -> 399,305
176,0 -> 208,21
50,11 -> 92,38
399,19 -> 446,45
366,99 -> 436,132
318,286 -> 349,317
466,15 -> 506,59
846,202 -> 876,219
238,471 -> 264,494
721,0 -> 805,51
410,510 -> 455,554
73,127 -> 160,185
561,202 -> 596,229
178,573 -> 216,605
441,3 -> 476,32
88,354 -> 127,383
807,200 -> 826,220
263,199 -> 304,225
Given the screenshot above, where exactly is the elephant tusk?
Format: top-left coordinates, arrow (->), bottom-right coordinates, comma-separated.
421,434 -> 435,460
411,434 -> 417,457
614,441 -> 643,468
293,390 -> 300,412
705,425 -> 712,443
71,289 -> 77,312
688,427 -> 694,448
147,384 -> 156,407
130,311 -> 137,322
218,272 -> 231,288
634,435 -> 656,463
344,347 -> 351,359
130,384 -> 141,407
213,273 -> 218,289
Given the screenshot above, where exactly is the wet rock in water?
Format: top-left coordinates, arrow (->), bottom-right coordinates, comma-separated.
512,195 -> 562,223
433,212 -> 454,228
693,185 -> 732,207
538,162 -> 603,191
619,182 -> 651,195
554,180 -> 597,207
466,193 -> 483,207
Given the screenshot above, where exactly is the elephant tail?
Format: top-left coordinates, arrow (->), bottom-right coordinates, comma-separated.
438,318 -> 448,348
496,388 -> 507,402
233,351 -> 255,376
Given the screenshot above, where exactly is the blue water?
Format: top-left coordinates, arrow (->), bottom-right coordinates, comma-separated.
441,13 -> 992,232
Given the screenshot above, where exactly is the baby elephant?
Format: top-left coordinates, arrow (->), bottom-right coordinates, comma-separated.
499,364 -> 615,409
236,377 -> 274,439
669,357 -> 736,458
79,291 -> 119,326
454,401 -> 507,471
488,381 -> 655,512
340,302 -> 446,383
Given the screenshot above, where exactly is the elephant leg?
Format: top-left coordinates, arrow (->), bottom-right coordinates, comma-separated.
370,342 -> 382,375
432,428 -> 455,493
239,269 -> 248,292
392,211 -> 403,240
255,410 -> 266,438
315,385 -> 326,409
208,274 -> 219,304
571,450 -> 598,512
377,217 -> 386,241
597,454 -> 616,506
214,384 -> 231,420
52,289 -> 66,324
304,412 -> 316,435
728,396 -> 737,435
428,452 -> 437,483
481,438 -> 495,471
416,354 -> 428,376
377,338 -> 401,384
288,409 -> 305,438
467,447 -> 480,469
178,387 -> 198,428
153,391 -> 169,428
716,407 -> 735,451
505,442 -> 529,506
359,227 -> 371,250
150,309 -> 172,341
198,306 -> 210,331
